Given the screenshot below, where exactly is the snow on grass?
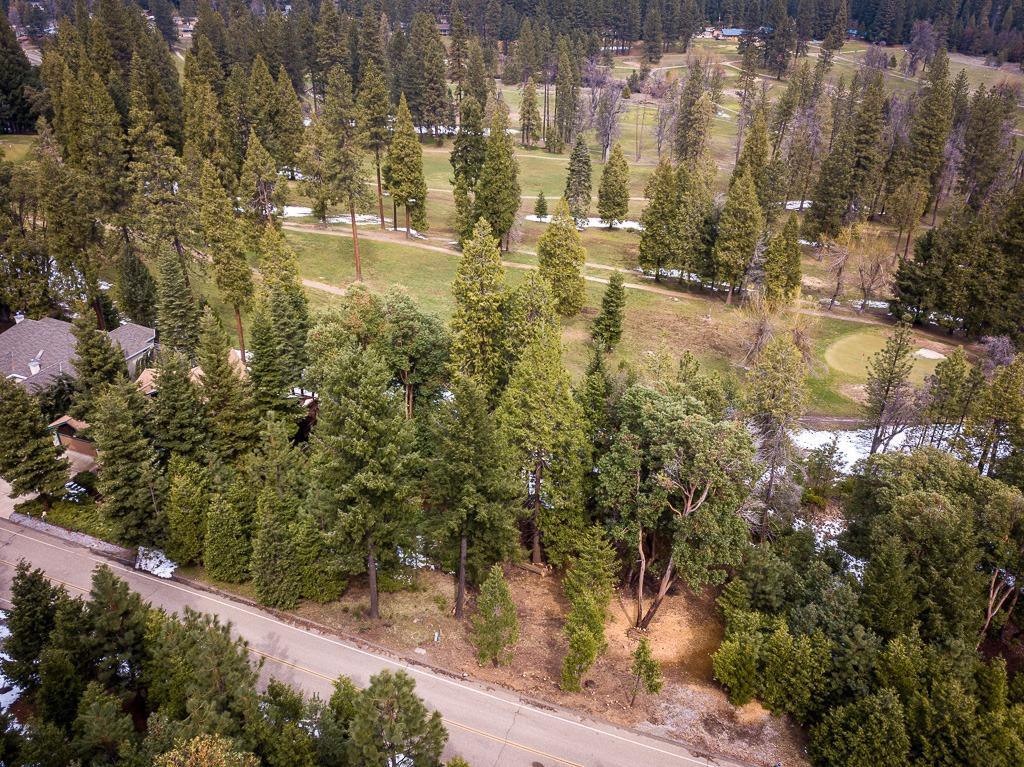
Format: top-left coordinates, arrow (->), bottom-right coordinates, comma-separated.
136,547 -> 177,579
525,214 -> 644,231
784,200 -> 813,209
0,614 -> 23,715
915,348 -> 946,360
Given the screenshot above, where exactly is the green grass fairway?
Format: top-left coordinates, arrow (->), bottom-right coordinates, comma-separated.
0,135 -> 34,163
824,328 -> 950,385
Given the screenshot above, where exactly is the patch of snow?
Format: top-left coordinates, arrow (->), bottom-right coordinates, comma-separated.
525,214 -> 644,231
915,347 -> 946,360
784,200 -> 813,210
791,428 -> 921,472
136,547 -> 177,579
853,299 -> 890,310
280,206 -> 386,227
0,614 -> 23,715
798,238 -> 818,246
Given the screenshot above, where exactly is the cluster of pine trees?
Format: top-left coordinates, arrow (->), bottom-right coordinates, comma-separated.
0,562 -> 450,767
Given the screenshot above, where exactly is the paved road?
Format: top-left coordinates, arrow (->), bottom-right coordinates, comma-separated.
0,519 -> 751,767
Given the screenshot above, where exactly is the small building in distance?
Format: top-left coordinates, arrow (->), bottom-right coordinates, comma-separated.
0,315 -> 156,391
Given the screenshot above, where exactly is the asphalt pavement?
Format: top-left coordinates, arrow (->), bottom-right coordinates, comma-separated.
0,517 -> 752,767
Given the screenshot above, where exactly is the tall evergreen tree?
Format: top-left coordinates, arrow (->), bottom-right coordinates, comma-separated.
356,61 -> 392,230
746,337 -> 806,540
0,377 -> 68,509
474,106 -> 520,250
113,246 -> 157,327
204,488 -> 252,582
553,39 -> 578,148
155,246 -> 200,359
324,66 -> 371,280
563,135 -> 592,224
537,199 -> 587,317
638,160 -> 680,281
593,271 -> 626,349
865,322 -> 916,454
69,311 -> 128,421
197,308 -> 257,463
520,78 -> 541,147
90,380 -> 165,546
449,219 -> 508,401
384,94 -> 427,237
258,224 -> 309,382
713,166 -> 764,304
762,215 -> 802,306
296,117 -> 333,223
251,488 -> 304,609
423,376 -> 519,618
347,671 -> 446,766
496,323 -> 587,565
149,350 -> 207,463
164,456 -> 209,565
0,12 -> 36,132
198,161 -> 253,361
309,344 -> 419,619
597,143 -> 630,228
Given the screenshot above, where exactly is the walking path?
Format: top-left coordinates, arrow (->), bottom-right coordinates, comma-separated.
282,222 -> 892,327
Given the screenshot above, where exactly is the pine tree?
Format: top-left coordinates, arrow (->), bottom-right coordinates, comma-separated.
293,511 -> 343,603
747,337 -> 806,540
324,66 -> 371,279
0,377 -> 68,508
473,106 -> 520,249
156,246 -> 200,358
0,12 -> 35,132
384,94 -> 427,236
309,344 -> 418,620
906,49 -> 952,194
734,105 -> 773,213
598,143 -> 630,228
405,13 -> 450,143
450,219 -> 508,401
472,564 -> 519,665
204,490 -> 251,582
593,271 -> 626,349
197,308 -> 257,463
357,61 -> 392,230
630,638 -> 663,705
713,165 -> 764,303
91,380 -> 165,546
155,735 -> 259,767
865,322 -> 916,454
248,289 -> 291,418
113,246 -> 157,327
553,40 -> 578,148
464,39 -> 490,114
69,311 -> 128,420
251,488 -> 304,609
563,135 -> 592,224
296,117 -> 332,225
273,65 -> 305,174
1,562 -> 60,690
259,224 -> 309,381
520,78 -> 541,146
347,671 -> 446,766
496,323 -> 587,565
448,3 -> 469,93
762,215 -> 802,306
560,594 -> 602,691
239,130 -> 285,228
534,191 -> 548,218
638,160 -> 680,281
537,199 -> 587,317
164,456 -> 209,565
423,376 -> 518,619
149,350 -> 207,462
245,55 -> 280,158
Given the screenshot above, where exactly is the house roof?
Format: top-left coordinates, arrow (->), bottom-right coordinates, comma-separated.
48,414 -> 90,431
0,317 -> 155,390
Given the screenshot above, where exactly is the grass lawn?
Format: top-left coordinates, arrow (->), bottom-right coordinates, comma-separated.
0,135 -> 34,163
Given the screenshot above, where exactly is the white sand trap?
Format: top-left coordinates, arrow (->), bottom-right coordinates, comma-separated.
915,348 -> 946,360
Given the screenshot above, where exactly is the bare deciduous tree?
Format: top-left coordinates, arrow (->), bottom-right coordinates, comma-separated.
594,82 -> 625,162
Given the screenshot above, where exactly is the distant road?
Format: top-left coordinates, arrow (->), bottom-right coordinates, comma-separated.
0,519 -> 751,767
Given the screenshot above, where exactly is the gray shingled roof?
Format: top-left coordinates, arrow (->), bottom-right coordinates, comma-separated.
0,317 -> 155,390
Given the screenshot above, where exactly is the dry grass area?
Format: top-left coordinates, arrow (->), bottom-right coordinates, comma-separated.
283,566 -> 808,767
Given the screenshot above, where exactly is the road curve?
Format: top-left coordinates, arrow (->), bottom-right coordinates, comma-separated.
0,519 -> 751,767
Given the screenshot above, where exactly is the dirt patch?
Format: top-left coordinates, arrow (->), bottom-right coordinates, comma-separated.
838,383 -> 867,404
290,566 -> 807,766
